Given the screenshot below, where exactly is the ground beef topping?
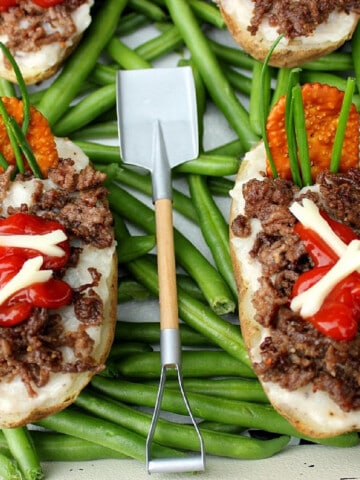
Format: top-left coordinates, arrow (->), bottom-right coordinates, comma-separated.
0,0 -> 89,56
231,170 -> 360,411
248,0 -> 360,39
0,157 -> 113,396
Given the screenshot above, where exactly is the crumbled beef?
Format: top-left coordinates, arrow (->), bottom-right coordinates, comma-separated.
0,0 -> 89,58
32,158 -> 114,249
248,0 -> 360,39
237,169 -> 360,412
318,168 -> 360,232
0,156 -> 113,396
231,214 -> 251,237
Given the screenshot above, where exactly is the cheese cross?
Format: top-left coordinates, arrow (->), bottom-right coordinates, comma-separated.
291,239 -> 360,317
0,230 -> 67,257
290,198 -> 360,317
289,199 -> 347,257
0,256 -> 52,305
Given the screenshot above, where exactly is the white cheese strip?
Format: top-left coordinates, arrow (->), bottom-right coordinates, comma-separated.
0,256 -> 52,306
291,239 -> 360,317
289,198 -> 347,257
0,230 -> 67,257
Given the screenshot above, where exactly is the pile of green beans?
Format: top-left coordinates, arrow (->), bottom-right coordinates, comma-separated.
1,0 -> 360,477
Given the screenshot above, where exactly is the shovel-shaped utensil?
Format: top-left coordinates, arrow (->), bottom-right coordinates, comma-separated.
116,67 -> 205,474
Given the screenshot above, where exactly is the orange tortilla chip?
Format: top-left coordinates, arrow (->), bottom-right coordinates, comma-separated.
266,83 -> 359,181
0,97 -> 58,177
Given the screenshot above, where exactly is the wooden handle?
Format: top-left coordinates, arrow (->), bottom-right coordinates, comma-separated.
155,198 -> 179,330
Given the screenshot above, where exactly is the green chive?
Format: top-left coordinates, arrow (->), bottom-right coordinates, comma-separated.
292,84 -> 312,186
8,117 -> 42,178
0,42 -> 31,135
0,97 -> 24,173
285,68 -> 302,187
261,34 -> 284,178
329,77 -> 356,173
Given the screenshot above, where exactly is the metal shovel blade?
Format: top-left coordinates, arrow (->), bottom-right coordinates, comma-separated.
116,66 -> 205,474
116,66 -> 198,177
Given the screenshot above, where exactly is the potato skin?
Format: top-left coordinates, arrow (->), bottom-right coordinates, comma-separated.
0,140 -> 118,429
218,1 -> 360,68
229,142 -> 360,438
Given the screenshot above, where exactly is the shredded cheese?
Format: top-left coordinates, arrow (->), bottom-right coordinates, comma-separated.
0,256 -> 52,305
0,230 -> 66,257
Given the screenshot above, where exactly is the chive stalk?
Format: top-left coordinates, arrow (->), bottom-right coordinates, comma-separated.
291,84 -> 312,186
260,34 -> 284,178
330,77 -> 356,173
285,69 -> 303,187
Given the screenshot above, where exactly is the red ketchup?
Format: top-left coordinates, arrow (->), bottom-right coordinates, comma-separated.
292,212 -> 360,341
0,0 -> 64,11
0,212 -> 72,327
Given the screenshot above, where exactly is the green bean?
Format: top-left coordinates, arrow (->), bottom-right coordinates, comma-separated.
76,389 -> 290,460
97,162 -> 198,223
188,174 -> 237,297
108,183 -> 237,315
165,0 -> 259,151
174,153 -> 240,176
120,256 -> 207,302
188,0 -> 226,29
90,63 -> 117,85
116,12 -> 149,36
36,407 -> 184,462
206,137 -> 245,157
330,77 -> 356,172
70,121 -> 118,140
117,234 -> 155,263
177,273 -> 206,302
302,51 -> 353,71
108,341 -> 153,359
0,430 -> 128,462
77,139 -> 240,177
300,70 -> 355,92
222,64 -> 252,96
352,23 -> 360,93
73,140 -> 120,163
208,38 -> 255,70
2,427 -> 43,480
106,37 -> 151,69
126,256 -> 250,366
115,321 -> 214,347
250,60 -> 272,136
199,421 -> 245,435
128,0 -> 167,22
208,176 -> 234,196
91,377 -> 359,448
135,25 -> 183,61
110,350 -> 255,379
151,377 -> 268,403
0,451 -> 22,479
37,0 -> 127,125
117,278 -> 154,303
53,83 -> 116,137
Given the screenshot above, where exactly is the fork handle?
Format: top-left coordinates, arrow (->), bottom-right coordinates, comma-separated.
155,197 -> 179,330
